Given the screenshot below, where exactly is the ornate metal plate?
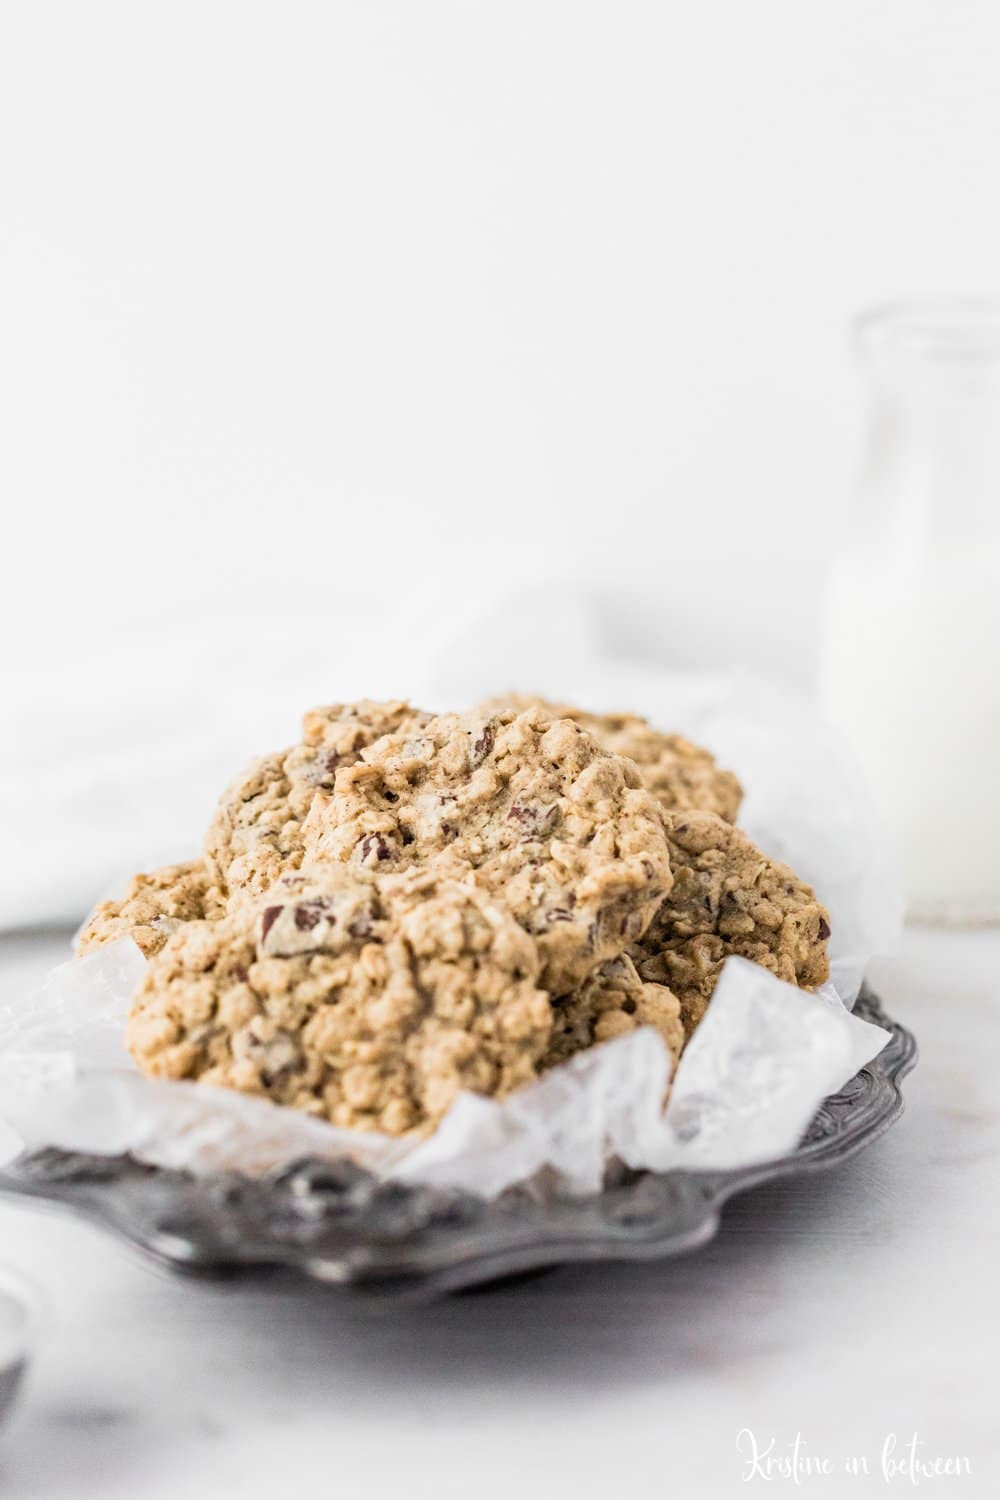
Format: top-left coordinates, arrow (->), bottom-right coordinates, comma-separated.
0,990 -> 915,1300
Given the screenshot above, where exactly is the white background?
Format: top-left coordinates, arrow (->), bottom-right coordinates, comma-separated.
3,0 -> 1000,695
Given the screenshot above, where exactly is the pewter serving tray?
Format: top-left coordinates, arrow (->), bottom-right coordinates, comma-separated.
0,990 -> 915,1300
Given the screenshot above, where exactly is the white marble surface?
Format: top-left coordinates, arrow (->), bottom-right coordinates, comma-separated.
0,927 -> 997,1498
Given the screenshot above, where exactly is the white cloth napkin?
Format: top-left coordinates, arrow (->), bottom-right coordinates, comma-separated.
3,581 -> 903,988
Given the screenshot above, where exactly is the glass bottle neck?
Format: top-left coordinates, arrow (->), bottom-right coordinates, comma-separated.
856,301 -> 1000,558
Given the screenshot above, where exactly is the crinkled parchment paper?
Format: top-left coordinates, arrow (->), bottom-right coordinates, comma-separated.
0,674 -> 901,1199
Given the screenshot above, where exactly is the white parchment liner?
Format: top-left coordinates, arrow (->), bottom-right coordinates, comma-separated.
0,676 -> 902,1199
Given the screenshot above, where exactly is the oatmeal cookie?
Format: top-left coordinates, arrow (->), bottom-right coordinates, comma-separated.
543,953 -> 683,1071
76,860 -> 225,960
126,868 -> 553,1137
204,699 -> 431,901
479,694 -> 742,822
300,707 -> 673,991
631,811 -> 831,1037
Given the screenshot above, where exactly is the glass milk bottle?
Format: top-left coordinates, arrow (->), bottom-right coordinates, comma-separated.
821,300 -> 1000,924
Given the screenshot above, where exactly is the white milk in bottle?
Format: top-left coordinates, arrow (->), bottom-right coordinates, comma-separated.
821,301 -> 1000,923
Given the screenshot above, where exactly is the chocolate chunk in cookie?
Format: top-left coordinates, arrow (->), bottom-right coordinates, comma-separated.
300,707 -> 673,991
478,694 -> 742,823
632,811 -> 830,1037
126,869 -> 552,1137
76,860 -> 225,960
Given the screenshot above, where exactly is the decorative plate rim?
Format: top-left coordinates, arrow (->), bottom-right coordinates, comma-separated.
0,989 -> 916,1300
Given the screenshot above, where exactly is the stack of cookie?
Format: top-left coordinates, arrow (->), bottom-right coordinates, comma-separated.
78,697 -> 831,1139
